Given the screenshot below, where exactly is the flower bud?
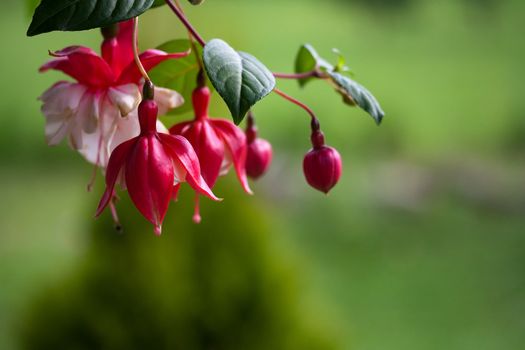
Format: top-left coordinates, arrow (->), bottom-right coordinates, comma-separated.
245,113 -> 272,179
246,138 -> 273,179
303,130 -> 342,194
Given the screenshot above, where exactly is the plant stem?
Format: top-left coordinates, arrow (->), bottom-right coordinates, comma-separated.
273,71 -> 319,79
165,0 -> 206,47
174,0 -> 204,71
273,88 -> 318,121
133,17 -> 151,82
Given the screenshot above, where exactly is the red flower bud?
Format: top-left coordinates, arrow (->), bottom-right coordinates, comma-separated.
246,138 -> 273,179
245,116 -> 272,179
303,130 -> 342,194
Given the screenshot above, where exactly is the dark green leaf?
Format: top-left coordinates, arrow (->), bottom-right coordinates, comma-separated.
203,39 -> 275,125
329,72 -> 385,125
152,0 -> 166,7
149,39 -> 207,116
294,44 -> 332,87
27,0 -> 155,36
188,0 -> 206,4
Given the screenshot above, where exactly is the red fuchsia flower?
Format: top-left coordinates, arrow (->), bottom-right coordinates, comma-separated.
39,20 -> 188,168
170,86 -> 252,222
245,113 -> 272,179
303,122 -> 342,194
96,84 -> 219,235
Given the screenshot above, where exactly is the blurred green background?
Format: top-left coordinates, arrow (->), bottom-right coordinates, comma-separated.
1,0 -> 525,349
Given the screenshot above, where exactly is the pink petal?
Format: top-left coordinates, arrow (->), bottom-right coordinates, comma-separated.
117,49 -> 190,84
211,119 -> 253,194
96,138 -> 136,217
169,121 -> 192,136
116,20 -> 134,63
101,20 -> 134,77
159,133 -> 219,201
184,120 -> 225,188
40,46 -> 115,87
125,135 -> 175,232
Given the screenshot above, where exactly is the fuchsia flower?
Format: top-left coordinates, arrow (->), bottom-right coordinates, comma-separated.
170,86 -> 252,222
39,20 -> 187,167
96,84 -> 219,235
245,114 -> 272,179
303,126 -> 342,194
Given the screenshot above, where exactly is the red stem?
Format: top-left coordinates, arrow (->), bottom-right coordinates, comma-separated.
165,0 -> 206,47
273,71 -> 319,79
273,88 -> 318,121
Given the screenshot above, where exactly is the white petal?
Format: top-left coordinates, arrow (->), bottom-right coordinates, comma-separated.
68,124 -> 84,150
172,159 -> 187,184
156,120 -> 169,134
154,87 -> 185,115
78,97 -> 120,167
78,130 -> 100,164
40,82 -> 87,145
76,92 -> 101,134
109,112 -> 140,153
219,147 -> 233,176
45,115 -> 72,146
108,84 -> 141,117
40,82 -> 86,115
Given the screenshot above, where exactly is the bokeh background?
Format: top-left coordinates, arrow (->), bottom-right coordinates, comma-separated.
1,0 -> 525,349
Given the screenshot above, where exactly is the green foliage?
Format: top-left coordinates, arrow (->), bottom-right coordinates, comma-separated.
27,0 -> 157,36
18,187 -> 338,350
329,72 -> 385,125
150,39 -> 208,116
295,44 -> 384,124
152,0 -> 166,8
295,44 -> 332,87
203,39 -> 276,125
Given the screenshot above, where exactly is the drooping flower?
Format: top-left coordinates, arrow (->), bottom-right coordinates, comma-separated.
303,128 -> 342,194
96,84 -> 219,235
39,20 -> 187,167
245,113 -> 272,179
170,86 -> 252,222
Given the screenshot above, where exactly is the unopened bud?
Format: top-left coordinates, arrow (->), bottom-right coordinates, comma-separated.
247,138 -> 273,179
303,142 -> 342,194
245,112 -> 272,179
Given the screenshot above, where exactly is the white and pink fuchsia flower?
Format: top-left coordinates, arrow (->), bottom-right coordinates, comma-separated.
39,20 -> 188,168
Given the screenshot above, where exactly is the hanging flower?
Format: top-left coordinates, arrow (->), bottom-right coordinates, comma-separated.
169,86 -> 251,222
39,20 -> 188,167
96,85 -> 219,235
303,128 -> 342,194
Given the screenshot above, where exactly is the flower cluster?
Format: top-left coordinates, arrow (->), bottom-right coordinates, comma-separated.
39,19 -> 343,235
40,20 -> 186,168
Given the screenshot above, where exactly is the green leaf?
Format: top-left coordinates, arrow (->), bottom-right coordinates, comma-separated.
203,39 -> 275,125
332,48 -> 352,74
188,0 -> 206,4
152,0 -> 166,7
149,39 -> 206,116
294,44 -> 332,87
27,0 -> 156,36
329,72 -> 385,125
